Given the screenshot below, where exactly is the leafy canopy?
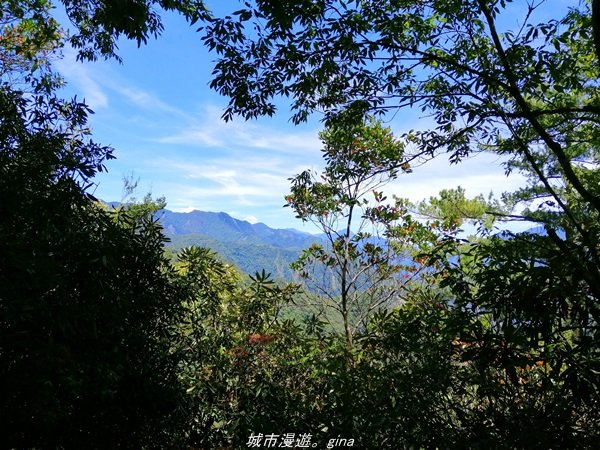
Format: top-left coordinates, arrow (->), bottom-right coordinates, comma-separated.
0,3 -> 189,446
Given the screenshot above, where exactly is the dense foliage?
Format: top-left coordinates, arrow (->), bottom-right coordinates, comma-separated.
0,4 -> 188,446
2,0 -> 600,448
200,0 -> 600,445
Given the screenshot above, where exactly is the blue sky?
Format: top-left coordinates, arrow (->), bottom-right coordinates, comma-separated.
52,4 -> 550,233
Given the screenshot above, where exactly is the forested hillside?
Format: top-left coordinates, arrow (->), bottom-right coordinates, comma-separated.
159,209 -> 320,279
2,1 -> 600,449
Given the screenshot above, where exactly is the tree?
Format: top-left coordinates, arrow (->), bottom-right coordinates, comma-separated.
0,0 -> 63,91
0,6 -> 189,447
202,0 -> 600,358
175,246 -> 306,449
201,0 -> 600,248
202,1 -> 600,444
4,0 -> 600,445
0,83 -> 192,449
2,0 -> 210,62
286,119 -> 419,349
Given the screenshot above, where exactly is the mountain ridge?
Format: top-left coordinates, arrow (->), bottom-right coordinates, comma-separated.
156,208 -> 321,278
108,203 -> 550,279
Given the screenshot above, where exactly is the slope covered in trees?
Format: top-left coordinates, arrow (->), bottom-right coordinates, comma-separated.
159,208 -> 321,278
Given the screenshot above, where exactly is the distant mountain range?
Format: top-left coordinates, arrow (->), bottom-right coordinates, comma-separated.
157,209 -> 321,279
107,203 -> 556,280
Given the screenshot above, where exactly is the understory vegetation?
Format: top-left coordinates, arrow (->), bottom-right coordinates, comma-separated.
1,0 -> 599,448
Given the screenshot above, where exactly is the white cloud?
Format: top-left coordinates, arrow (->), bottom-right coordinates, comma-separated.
55,47 -> 108,109
134,137 -> 526,230
155,161 -> 292,204
61,56 -> 527,231
109,84 -> 192,119
159,127 -> 224,147
388,151 -> 525,202
158,105 -> 322,154
56,47 -> 194,121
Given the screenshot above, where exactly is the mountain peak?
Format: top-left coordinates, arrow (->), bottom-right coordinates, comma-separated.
157,208 -> 321,278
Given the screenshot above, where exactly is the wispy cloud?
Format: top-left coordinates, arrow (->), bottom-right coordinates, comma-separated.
388,151 -> 525,202
158,127 -> 224,147
55,47 -> 108,109
136,123 -> 524,227
57,50 -> 526,230
158,105 -> 322,154
108,84 -> 192,119
56,47 -> 194,122
151,155 -> 302,205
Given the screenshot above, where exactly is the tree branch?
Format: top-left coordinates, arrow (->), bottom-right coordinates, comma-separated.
478,0 -> 600,214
